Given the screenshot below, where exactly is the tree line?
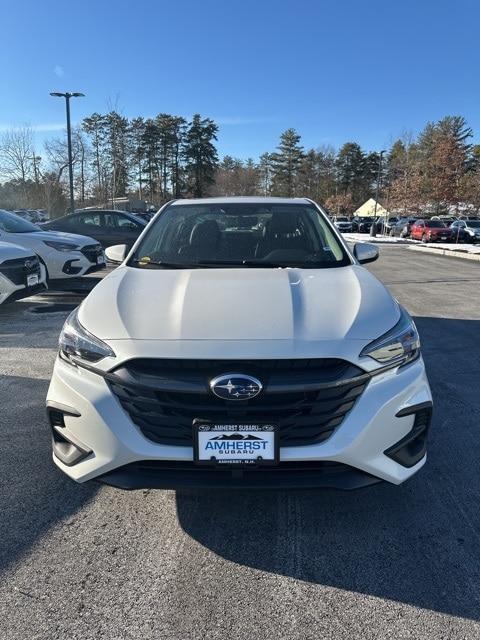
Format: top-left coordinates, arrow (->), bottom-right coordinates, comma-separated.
0,113 -> 219,215
212,116 -> 480,216
1,112 -> 479,217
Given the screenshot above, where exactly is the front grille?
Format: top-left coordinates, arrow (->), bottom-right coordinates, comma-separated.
80,244 -> 102,263
0,255 -> 40,285
108,358 -> 369,447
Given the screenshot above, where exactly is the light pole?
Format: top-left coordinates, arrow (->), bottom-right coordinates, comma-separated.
28,155 -> 42,184
370,149 -> 386,237
50,92 -> 85,213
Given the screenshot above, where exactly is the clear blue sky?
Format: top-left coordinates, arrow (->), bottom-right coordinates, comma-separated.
2,0 -> 479,158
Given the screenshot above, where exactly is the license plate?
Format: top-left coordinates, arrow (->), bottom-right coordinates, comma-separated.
440,236 -> 447,240
193,420 -> 278,466
97,254 -> 105,264
27,274 -> 39,287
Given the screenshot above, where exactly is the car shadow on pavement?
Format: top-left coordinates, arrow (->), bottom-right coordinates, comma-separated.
176,316 -> 480,621
0,375 -> 98,575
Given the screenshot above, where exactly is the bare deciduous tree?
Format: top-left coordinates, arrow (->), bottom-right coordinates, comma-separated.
0,126 -> 34,182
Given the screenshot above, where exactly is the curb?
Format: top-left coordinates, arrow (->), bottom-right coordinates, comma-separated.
342,234 -> 417,246
408,245 -> 480,262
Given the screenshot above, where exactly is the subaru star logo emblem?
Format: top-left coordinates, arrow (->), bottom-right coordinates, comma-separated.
210,374 -> 263,400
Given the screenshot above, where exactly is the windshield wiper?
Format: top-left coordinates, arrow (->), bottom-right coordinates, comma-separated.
132,259 -> 330,269
132,260 -> 201,269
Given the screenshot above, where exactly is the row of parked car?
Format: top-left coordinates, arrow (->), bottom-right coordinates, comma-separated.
12,208 -> 49,224
0,208 -> 152,305
333,214 -> 480,243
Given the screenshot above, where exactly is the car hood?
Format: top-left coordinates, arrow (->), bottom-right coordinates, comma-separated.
0,240 -> 36,259
15,230 -> 99,246
79,265 -> 400,343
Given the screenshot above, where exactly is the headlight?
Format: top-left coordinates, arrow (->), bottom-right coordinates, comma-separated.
44,240 -> 80,252
360,306 -> 420,366
59,307 -> 115,364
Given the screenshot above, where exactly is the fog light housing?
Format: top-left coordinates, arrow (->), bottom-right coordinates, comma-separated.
384,402 -> 432,468
47,407 -> 92,467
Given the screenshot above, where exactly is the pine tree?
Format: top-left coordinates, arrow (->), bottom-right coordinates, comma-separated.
317,146 -> 338,203
141,119 -> 161,199
169,116 -> 187,198
258,152 -> 273,196
82,113 -> 106,200
183,114 -> 218,197
298,149 -> 320,200
103,111 -> 130,199
270,129 -> 304,197
335,142 -> 367,207
128,117 -> 146,199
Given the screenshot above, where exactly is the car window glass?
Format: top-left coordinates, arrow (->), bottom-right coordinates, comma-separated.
0,209 -> 42,233
130,203 -> 350,268
80,213 -> 102,227
103,214 -> 118,228
117,215 -> 139,228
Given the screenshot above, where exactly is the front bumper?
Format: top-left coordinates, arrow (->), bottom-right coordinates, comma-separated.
96,460 -> 383,490
0,263 -> 47,304
45,244 -> 105,280
47,355 -> 432,489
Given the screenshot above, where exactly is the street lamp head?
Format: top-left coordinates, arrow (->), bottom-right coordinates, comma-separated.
50,91 -> 85,98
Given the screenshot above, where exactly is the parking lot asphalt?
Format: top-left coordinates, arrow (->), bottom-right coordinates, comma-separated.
1,247 -> 480,640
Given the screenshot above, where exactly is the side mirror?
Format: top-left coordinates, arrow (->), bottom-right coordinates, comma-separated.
105,244 -> 128,263
353,242 -> 379,265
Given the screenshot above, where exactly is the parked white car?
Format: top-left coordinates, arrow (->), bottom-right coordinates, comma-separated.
47,197 -> 432,490
0,241 -> 47,304
333,216 -> 353,232
0,210 -> 105,281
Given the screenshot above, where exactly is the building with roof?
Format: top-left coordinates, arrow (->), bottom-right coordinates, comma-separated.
353,198 -> 391,218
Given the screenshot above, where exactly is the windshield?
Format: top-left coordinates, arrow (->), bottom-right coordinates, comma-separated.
0,210 -> 41,233
129,203 -> 351,269
425,220 -> 446,228
466,220 -> 480,228
336,217 -> 349,222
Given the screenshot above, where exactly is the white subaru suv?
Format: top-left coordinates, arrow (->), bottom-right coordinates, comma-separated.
47,197 -> 432,490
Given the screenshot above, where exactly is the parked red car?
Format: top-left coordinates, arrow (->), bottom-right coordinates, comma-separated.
410,219 -> 453,243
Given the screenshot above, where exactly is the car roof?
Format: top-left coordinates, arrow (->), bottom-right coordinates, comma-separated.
169,197 -> 313,206
74,209 -> 132,215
